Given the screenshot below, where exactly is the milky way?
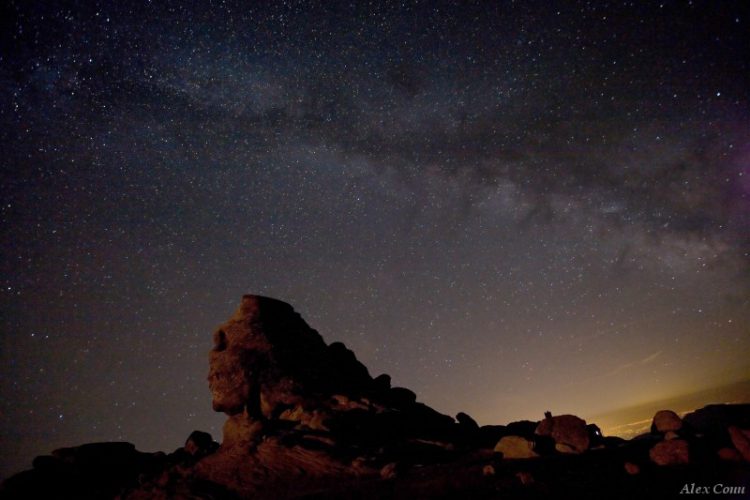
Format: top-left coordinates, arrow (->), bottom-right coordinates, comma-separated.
1,1 -> 748,478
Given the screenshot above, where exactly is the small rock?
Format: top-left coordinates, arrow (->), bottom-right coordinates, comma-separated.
728,426 -> 750,462
652,410 -> 682,433
624,462 -> 640,475
494,436 -> 538,459
351,457 -> 367,469
482,464 -> 495,476
717,447 -> 743,462
515,471 -> 534,485
380,462 -> 399,480
649,439 -> 689,465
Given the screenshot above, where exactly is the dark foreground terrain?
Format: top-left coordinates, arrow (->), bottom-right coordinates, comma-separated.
2,296 -> 749,499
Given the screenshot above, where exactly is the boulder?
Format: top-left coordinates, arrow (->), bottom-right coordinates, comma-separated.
380,462 -> 399,480
535,414 -> 590,454
624,462 -> 640,475
651,410 -> 682,433
456,412 -> 479,430
387,387 -> 418,408
683,404 -> 750,434
505,420 -> 538,439
494,436 -> 538,459
728,426 -> 750,462
184,431 -> 219,458
373,373 -> 391,391
454,411 -> 481,447
649,439 -> 689,465
718,447 -> 743,462
587,423 -> 604,447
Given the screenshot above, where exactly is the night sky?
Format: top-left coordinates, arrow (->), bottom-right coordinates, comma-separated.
1,0 -> 749,479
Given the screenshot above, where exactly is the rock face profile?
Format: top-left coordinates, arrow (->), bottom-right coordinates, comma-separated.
163,295 -> 463,497
2,295 -> 750,499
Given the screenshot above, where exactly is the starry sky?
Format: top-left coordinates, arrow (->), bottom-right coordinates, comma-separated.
1,0 -> 749,479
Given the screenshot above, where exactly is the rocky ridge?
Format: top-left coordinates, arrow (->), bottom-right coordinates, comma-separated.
1,295 -> 749,499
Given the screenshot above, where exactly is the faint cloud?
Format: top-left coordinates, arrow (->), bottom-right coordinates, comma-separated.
606,350 -> 662,377
640,351 -> 662,365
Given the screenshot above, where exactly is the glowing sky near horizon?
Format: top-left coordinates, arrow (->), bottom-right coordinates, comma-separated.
1,0 -> 749,479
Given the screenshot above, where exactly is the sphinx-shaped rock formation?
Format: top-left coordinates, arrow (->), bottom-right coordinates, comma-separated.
189,295 -> 462,498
